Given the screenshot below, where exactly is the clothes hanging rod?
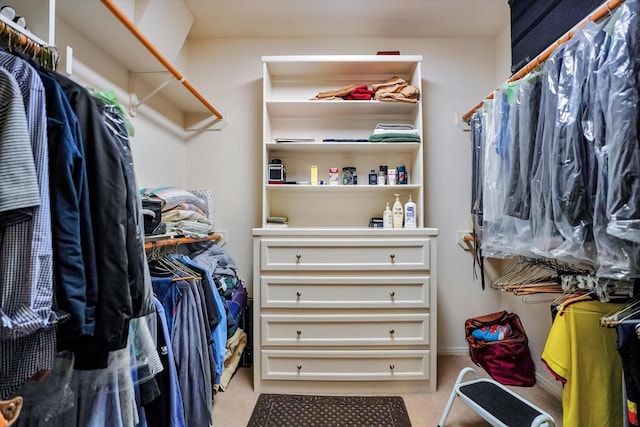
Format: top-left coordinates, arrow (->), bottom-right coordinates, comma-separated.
0,14 -> 57,67
144,234 -> 222,250
461,0 -> 625,123
100,0 -> 223,120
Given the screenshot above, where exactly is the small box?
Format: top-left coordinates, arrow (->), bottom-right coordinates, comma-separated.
269,161 -> 286,183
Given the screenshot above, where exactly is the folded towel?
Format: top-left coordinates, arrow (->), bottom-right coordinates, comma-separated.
375,123 -> 415,130
368,133 -> 421,143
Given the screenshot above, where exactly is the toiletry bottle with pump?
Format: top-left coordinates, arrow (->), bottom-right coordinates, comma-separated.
404,194 -> 417,228
392,194 -> 403,228
383,202 -> 393,228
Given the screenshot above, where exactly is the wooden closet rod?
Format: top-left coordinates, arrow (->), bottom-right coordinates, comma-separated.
144,234 -> 222,250
461,0 -> 625,123
100,0 -> 223,120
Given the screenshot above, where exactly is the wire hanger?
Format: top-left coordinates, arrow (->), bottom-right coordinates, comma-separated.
600,296 -> 640,328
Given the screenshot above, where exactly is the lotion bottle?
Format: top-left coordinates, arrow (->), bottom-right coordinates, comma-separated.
383,202 -> 393,228
392,194 -> 403,228
404,194 -> 417,228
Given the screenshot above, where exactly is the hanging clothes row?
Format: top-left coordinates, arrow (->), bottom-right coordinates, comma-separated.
0,44 -> 152,399
0,28 -> 159,427
470,0 -> 640,281
145,241 -> 248,427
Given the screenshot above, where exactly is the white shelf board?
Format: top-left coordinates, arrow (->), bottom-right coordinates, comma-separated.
263,55 -> 423,77
266,184 -> 420,193
266,142 -> 421,155
266,100 -> 417,117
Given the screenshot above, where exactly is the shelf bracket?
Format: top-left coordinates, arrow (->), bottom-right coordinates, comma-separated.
128,71 -> 179,117
101,0 -> 224,121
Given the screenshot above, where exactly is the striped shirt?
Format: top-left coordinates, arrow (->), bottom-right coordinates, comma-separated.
0,68 -> 38,226
0,53 -> 57,398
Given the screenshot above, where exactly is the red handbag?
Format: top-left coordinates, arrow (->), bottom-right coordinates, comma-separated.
464,310 -> 536,386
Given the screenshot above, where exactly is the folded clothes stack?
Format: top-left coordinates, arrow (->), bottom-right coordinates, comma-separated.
140,187 -> 216,238
368,123 -> 421,143
312,84 -> 376,100
310,75 -> 419,102
372,76 -> 420,103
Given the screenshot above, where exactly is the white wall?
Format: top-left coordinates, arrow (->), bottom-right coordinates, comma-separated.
55,19 -> 189,189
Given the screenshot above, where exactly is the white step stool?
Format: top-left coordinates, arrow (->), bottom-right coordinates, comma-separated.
438,367 -> 556,427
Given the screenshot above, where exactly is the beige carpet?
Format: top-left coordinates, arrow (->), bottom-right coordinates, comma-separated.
211,355 -> 563,427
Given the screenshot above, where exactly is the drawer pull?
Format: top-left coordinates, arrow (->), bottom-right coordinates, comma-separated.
390,291 -> 395,298
390,364 -> 395,370
297,364 -> 302,370
296,253 -> 302,261
296,330 -> 302,336
390,253 -> 396,260
389,329 -> 395,335
296,291 -> 302,298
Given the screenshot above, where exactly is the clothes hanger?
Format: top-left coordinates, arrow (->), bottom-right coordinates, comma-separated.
600,296 -> 640,328
167,257 -> 201,280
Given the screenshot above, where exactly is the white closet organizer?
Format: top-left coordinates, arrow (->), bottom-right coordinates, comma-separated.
253,55 -> 438,394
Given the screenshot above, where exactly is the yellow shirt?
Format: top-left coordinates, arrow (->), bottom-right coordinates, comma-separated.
542,299 -> 623,427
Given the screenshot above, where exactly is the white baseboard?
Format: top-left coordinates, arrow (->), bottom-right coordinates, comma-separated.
438,346 -> 470,356
535,372 -> 563,399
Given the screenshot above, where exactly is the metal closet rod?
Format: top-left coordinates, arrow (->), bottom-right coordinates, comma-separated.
461,0 -> 626,123
100,0 -> 223,119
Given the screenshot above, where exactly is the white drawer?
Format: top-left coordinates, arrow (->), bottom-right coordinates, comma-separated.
261,275 -> 430,308
261,314 -> 429,346
260,238 -> 430,271
261,349 -> 430,381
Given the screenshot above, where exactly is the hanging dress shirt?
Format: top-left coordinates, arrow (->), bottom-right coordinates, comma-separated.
0,52 -> 58,398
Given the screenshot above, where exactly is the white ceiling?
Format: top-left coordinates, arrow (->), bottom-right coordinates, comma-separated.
184,0 -> 510,39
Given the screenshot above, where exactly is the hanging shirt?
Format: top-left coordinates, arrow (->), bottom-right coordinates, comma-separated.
542,299 -> 623,427
0,53 -> 58,398
592,1 -> 640,278
600,0 -> 640,245
0,67 -> 38,226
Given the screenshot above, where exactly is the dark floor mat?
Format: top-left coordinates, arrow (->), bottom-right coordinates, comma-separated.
247,394 -> 412,427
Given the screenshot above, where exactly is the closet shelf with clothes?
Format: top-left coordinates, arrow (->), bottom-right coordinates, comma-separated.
462,0 -> 626,122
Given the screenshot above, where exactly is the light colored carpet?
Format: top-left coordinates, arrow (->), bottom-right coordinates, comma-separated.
211,355 -> 563,427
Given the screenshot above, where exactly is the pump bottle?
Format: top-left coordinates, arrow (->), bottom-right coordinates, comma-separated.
383,202 -> 393,228
404,194 -> 417,228
392,194 -> 403,228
